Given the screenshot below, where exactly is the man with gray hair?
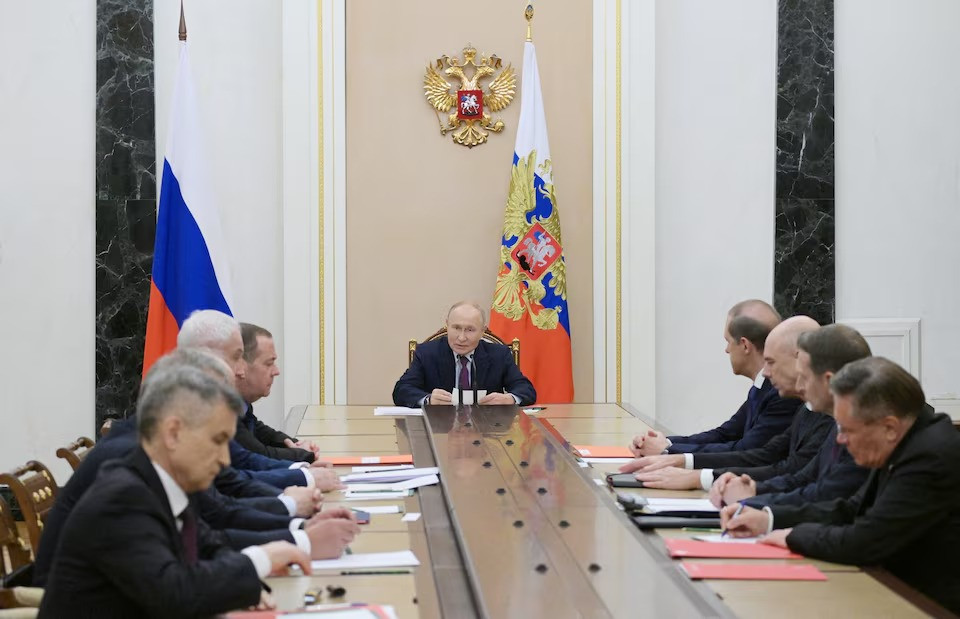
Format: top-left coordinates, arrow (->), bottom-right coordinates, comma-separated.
393,301 -> 536,407
178,310 -> 341,492
39,361 -> 313,617
721,357 -> 960,614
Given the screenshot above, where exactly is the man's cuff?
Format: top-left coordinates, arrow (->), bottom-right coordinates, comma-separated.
291,529 -> 311,555
699,469 -> 714,491
683,454 -> 694,469
510,393 -> 520,404
289,518 -> 305,532
288,462 -> 309,470
421,395 -> 430,407
763,506 -> 775,534
278,494 -> 297,516
241,546 -> 272,579
300,469 -> 315,489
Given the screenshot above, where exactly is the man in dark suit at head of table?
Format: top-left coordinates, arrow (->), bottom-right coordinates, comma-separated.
39,358 -> 314,618
631,299 -> 803,456
392,301 -> 536,408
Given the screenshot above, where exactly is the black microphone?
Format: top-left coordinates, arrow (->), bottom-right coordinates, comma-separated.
454,355 -> 462,409
471,356 -> 478,406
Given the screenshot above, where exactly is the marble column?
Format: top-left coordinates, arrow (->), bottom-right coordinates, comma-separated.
96,0 -> 155,430
774,0 -> 835,325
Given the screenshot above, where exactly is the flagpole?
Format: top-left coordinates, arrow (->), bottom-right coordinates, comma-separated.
179,1 -> 187,41
525,3 -> 534,42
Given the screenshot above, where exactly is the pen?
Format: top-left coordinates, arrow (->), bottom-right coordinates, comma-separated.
344,546 -> 353,555
681,527 -> 722,533
260,580 -> 272,593
721,503 -> 744,538
339,569 -> 412,576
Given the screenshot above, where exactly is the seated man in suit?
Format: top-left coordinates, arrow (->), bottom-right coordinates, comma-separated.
712,324 -> 871,507
33,348 -> 358,587
722,357 -> 960,615
178,310 -> 341,491
620,317 -> 831,490
236,322 -> 319,462
393,301 -> 536,407
632,302 -> 804,456
39,360 -> 314,617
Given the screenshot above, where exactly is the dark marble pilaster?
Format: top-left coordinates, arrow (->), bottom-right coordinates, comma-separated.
96,0 -> 155,431
774,0 -> 835,325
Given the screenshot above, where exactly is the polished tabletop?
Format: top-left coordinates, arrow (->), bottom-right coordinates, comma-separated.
271,403 -> 933,618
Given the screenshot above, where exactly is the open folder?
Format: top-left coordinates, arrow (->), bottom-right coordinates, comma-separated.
320,455 -> 414,466
572,445 -> 635,458
681,563 -> 827,581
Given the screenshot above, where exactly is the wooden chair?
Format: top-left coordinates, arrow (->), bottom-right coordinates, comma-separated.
99,418 -> 113,438
0,496 -> 30,577
0,463 -> 57,555
409,328 -> 520,367
55,437 -> 95,472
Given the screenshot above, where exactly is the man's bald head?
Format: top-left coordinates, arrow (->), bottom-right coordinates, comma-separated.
761,316 -> 820,397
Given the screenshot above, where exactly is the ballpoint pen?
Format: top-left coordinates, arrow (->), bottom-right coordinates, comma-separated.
721,503 -> 744,538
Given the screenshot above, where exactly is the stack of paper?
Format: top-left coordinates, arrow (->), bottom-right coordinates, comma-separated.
666,539 -> 802,559
641,498 -> 719,514
681,563 -> 826,581
311,550 -> 421,571
340,467 -> 440,500
321,455 -> 414,466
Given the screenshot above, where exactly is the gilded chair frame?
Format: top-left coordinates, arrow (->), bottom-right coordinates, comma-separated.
409,328 -> 520,367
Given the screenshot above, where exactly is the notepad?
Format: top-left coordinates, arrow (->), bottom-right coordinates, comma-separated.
681,563 -> 826,581
351,464 -> 414,473
666,539 -> 802,559
311,550 -> 421,571
573,445 -> 635,458
342,490 -> 413,501
345,474 -> 439,493
642,498 -> 719,514
321,455 -> 414,467
692,534 -> 763,544
373,407 -> 423,416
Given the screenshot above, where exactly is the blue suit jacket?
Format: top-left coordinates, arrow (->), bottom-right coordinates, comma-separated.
666,378 -> 802,454
392,338 -> 536,407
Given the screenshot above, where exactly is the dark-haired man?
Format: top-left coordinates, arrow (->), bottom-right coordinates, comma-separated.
721,357 -> 960,614
632,300 -> 801,456
235,323 -> 318,463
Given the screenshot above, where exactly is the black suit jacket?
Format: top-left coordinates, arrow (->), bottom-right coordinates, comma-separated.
666,378 -> 803,453
38,447 -> 262,618
745,424 -> 869,507
234,403 -> 315,463
692,404 -> 835,482
392,338 -> 536,407
775,410 -> 960,614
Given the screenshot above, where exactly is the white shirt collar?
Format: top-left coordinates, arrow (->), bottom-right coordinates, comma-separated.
805,402 -> 814,410
151,461 -> 189,520
452,350 -> 475,363
753,370 -> 765,389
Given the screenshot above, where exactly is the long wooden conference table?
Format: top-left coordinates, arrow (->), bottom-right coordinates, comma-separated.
265,403 -> 941,618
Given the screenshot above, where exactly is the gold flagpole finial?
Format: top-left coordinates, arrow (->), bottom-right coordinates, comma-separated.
179,1 -> 188,41
525,3 -> 534,42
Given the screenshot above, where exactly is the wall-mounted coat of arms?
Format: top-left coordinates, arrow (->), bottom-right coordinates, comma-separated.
423,46 -> 516,148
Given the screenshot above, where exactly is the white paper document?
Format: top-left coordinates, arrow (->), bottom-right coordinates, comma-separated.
351,464 -> 415,473
373,406 -> 423,416
642,498 -> 719,514
693,534 -> 762,544
401,512 -> 422,522
310,550 -> 421,571
341,467 -> 440,484
345,474 -> 439,493
358,505 -> 403,514
581,457 -> 634,465
450,388 -> 487,405
343,490 -> 413,501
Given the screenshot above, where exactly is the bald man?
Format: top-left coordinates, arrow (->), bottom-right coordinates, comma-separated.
393,301 -> 536,408
621,317 -> 832,491
632,300 -> 803,456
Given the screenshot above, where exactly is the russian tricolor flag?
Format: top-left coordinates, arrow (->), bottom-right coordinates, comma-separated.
143,39 -> 233,375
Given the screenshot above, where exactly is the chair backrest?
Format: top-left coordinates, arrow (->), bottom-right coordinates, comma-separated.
55,437 -> 95,472
0,462 -> 57,555
0,495 -> 31,576
409,328 -> 520,367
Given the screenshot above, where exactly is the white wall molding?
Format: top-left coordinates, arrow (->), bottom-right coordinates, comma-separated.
838,318 -> 921,378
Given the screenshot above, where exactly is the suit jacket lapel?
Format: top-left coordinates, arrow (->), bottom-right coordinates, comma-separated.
473,342 -> 491,390
127,446 -> 184,558
438,339 -> 457,392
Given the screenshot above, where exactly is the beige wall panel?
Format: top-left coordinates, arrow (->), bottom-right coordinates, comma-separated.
345,1 -> 593,404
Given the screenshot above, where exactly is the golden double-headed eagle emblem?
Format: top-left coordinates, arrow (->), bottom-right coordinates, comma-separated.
423,46 -> 516,148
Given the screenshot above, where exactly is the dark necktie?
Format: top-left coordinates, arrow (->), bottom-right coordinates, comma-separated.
458,355 -> 471,390
180,506 -> 198,565
746,385 -> 761,418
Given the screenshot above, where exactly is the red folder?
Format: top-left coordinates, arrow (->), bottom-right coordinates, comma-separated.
318,455 -> 414,466
573,445 -> 635,458
681,562 -> 827,581
666,539 -> 803,560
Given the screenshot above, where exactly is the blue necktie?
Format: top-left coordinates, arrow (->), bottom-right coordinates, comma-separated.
746,385 -> 761,419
